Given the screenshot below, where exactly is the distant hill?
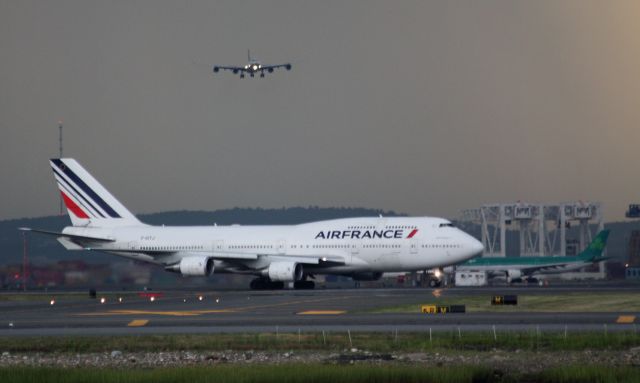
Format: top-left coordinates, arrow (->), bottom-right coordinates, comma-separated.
0,207 -> 404,266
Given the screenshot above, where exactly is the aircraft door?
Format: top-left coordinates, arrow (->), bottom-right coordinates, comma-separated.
213,240 -> 224,252
276,239 -> 286,254
410,238 -> 419,254
347,242 -> 359,265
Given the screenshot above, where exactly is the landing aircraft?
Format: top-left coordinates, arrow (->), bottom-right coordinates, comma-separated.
454,230 -> 610,283
21,159 -> 483,290
213,50 -> 291,78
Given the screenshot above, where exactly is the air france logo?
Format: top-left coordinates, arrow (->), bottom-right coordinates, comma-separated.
315,229 -> 419,240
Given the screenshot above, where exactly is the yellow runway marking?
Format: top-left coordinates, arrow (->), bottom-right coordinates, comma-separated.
127,319 -> 149,327
76,295 -> 356,317
297,310 -> 346,315
616,315 -> 636,324
234,295 -> 356,312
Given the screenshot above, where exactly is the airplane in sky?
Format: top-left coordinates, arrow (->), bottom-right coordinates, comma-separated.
213,50 -> 291,78
20,159 -> 483,290
453,230 -> 610,283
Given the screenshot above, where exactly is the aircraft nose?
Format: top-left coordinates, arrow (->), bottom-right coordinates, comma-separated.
469,237 -> 484,257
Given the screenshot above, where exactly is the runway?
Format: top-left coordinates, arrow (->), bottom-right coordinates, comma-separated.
1,287 -> 638,336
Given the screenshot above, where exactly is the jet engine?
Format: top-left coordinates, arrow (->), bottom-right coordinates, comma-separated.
350,272 -> 383,281
165,256 -> 214,276
264,262 -> 303,282
506,269 -> 521,282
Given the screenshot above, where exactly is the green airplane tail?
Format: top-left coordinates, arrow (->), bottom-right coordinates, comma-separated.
577,230 -> 610,261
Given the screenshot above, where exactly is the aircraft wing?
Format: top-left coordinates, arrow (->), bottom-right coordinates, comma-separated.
265,254 -> 345,265
483,262 -> 568,277
18,227 -> 115,242
212,65 -> 245,73
115,247 -> 346,265
21,228 -> 342,264
524,256 -> 610,275
502,260 -> 587,277
261,63 -> 292,71
208,252 -> 345,265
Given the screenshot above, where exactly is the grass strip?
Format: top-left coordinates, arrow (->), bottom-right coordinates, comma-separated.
1,364 -> 639,383
0,330 -> 638,353
537,365 -> 640,383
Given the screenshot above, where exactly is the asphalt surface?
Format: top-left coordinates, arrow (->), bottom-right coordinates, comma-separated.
1,287 -> 638,336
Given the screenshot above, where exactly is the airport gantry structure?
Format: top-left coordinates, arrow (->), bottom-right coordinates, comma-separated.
459,202 -> 605,279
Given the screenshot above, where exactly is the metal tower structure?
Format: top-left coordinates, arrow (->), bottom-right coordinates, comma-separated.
22,231 -> 28,291
460,201 -> 605,278
460,201 -> 604,257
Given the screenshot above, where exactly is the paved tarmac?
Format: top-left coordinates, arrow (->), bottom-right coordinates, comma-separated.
1,287 -> 638,336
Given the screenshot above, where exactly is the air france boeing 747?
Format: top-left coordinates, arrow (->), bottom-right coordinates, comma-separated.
21,159 -> 483,289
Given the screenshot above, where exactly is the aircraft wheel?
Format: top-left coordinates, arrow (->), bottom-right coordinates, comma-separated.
294,280 -> 315,290
250,278 -> 285,290
269,281 -> 285,289
250,278 -> 267,290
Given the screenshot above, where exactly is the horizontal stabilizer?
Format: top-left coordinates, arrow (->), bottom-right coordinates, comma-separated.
18,228 -> 115,242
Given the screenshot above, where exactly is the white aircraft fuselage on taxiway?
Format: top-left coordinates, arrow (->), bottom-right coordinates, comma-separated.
22,159 -> 483,289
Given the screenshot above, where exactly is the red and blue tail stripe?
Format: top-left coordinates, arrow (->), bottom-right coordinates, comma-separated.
51,159 -> 121,218
52,165 -> 105,218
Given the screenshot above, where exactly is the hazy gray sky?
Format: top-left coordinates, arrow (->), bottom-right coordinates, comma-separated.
2,1 -> 640,221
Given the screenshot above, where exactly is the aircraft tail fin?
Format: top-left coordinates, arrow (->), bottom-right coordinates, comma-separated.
50,158 -> 142,227
577,230 -> 610,261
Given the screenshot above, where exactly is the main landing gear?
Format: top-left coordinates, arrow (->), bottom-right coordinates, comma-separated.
249,278 -> 316,290
293,280 -> 315,290
250,277 -> 284,290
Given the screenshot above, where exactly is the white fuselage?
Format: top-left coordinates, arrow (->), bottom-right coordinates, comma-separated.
62,216 -> 483,276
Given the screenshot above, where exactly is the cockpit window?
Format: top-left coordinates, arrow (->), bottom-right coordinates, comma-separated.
439,223 -> 455,228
